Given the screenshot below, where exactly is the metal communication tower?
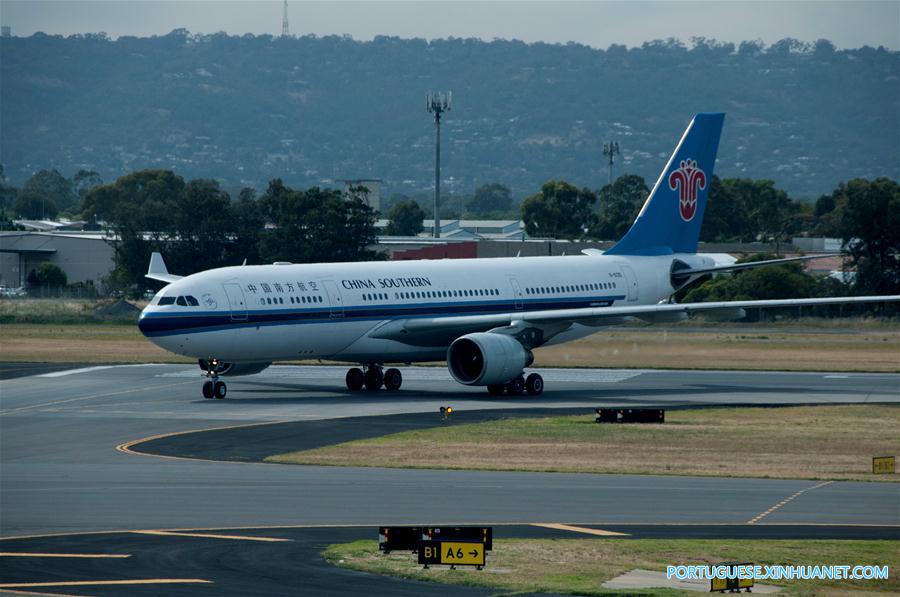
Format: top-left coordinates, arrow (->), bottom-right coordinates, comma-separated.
426,91 -> 451,238
281,0 -> 289,37
603,141 -> 620,185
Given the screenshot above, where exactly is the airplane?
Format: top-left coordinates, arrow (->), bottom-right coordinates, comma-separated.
138,113 -> 899,399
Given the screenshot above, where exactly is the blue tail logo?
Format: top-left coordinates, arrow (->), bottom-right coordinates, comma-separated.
606,112 -> 724,256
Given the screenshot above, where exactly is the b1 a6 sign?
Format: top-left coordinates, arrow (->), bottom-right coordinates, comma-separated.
418,540 -> 485,568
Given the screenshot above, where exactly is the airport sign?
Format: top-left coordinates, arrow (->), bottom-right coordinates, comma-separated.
872,456 -> 895,474
418,540 -> 485,568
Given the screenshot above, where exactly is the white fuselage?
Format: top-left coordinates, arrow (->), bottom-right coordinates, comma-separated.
138,253 -> 711,364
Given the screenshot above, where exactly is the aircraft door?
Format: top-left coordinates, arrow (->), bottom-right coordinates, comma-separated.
322,280 -> 344,318
223,283 -> 248,321
508,277 -> 523,310
619,265 -> 639,302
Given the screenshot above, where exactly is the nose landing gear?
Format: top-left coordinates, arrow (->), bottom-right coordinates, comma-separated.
201,359 -> 227,399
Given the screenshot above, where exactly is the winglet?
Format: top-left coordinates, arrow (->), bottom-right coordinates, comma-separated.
146,252 -> 183,284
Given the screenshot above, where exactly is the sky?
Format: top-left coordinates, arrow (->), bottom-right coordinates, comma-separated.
1,0 -> 898,50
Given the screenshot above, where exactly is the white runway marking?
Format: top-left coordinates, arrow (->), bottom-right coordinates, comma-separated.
38,364 -> 159,378
38,366 -> 117,378
156,365 -> 645,384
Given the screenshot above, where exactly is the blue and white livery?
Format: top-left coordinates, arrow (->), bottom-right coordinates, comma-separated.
138,113 -> 899,398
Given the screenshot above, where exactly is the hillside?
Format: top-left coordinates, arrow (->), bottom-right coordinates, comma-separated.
1,32 -> 897,200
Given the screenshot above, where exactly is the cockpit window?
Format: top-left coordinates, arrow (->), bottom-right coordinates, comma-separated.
185,295 -> 199,306
176,296 -> 187,306
158,296 -> 176,306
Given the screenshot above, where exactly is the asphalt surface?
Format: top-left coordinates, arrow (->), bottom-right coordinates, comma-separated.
2,525 -> 897,597
1,363 -> 898,595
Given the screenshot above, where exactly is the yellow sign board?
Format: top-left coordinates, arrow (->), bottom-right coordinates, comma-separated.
873,456 -> 895,474
441,541 -> 484,566
419,541 -> 485,567
710,577 -> 729,592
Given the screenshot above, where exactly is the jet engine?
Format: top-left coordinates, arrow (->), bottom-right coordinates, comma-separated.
447,333 -> 532,386
198,360 -> 271,376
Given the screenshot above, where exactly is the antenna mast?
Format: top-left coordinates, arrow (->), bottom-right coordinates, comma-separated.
281,0 -> 290,37
426,91 -> 451,238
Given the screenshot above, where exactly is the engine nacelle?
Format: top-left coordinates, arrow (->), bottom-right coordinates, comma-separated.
198,360 -> 271,377
447,333 -> 531,386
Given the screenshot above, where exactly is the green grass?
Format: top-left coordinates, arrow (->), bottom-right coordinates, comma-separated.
268,406 -> 900,482
324,538 -> 899,596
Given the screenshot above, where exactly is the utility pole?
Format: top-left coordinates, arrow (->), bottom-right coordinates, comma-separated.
426,91 -> 451,238
603,141 -> 620,185
281,0 -> 289,37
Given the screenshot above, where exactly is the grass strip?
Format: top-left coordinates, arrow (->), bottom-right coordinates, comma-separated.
324,538 -> 899,596
268,406 -> 900,482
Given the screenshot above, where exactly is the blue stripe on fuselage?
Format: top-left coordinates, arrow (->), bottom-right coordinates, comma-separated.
138,296 -> 623,337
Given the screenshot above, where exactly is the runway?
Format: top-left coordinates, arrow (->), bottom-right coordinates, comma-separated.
1,363 -> 898,594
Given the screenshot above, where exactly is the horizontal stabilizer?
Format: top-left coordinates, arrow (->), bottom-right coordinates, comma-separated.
146,252 -> 182,284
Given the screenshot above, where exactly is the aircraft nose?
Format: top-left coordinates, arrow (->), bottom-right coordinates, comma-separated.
137,309 -> 153,337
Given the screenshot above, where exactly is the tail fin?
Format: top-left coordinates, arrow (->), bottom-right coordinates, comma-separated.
605,113 -> 725,256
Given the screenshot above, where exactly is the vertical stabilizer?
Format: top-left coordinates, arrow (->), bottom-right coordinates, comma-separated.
605,113 -> 725,256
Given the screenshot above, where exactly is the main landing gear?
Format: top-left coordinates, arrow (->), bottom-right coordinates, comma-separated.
487,372 -> 544,396
346,364 -> 403,392
201,359 -> 227,400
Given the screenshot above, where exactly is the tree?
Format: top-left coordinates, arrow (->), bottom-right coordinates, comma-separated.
166,179 -> 236,274
258,181 -> 379,263
231,187 -> 264,265
15,190 -> 58,220
72,170 -> 103,200
27,262 -> 67,288
466,183 -> 513,216
0,164 -> 18,213
385,200 -> 425,236
80,170 -> 253,290
521,180 -> 597,240
21,169 -> 77,214
592,174 -> 648,240
683,255 -> 815,303
700,176 -> 750,242
825,178 -> 900,295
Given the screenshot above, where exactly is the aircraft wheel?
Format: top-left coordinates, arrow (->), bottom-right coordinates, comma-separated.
506,375 -> 525,396
487,384 -> 505,396
213,380 -> 227,399
346,368 -> 364,391
383,368 -> 402,391
202,380 -> 214,399
364,367 -> 384,391
525,373 -> 544,396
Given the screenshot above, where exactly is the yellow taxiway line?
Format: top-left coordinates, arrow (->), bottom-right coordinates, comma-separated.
531,523 -> 629,537
132,530 -> 290,542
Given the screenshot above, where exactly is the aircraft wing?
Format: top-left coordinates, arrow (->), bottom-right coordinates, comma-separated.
371,294 -> 900,346
145,252 -> 183,284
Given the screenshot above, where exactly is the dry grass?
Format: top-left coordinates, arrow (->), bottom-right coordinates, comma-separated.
0,321 -> 897,372
268,406 -> 900,482
325,538 -> 899,596
534,328 -> 900,372
0,324 -> 192,363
